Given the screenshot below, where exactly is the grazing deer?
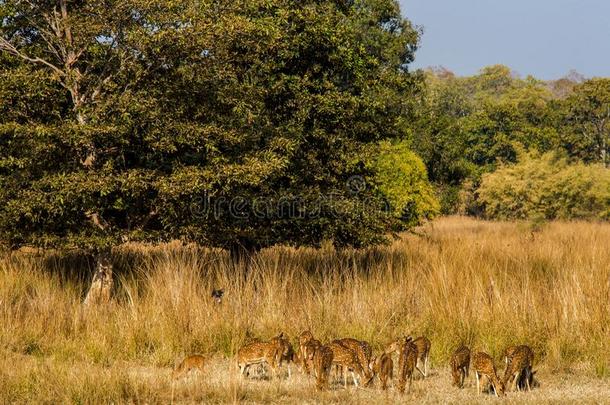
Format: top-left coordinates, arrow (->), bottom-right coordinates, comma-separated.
313,344 -> 334,390
397,338 -> 418,394
450,345 -> 470,388
236,333 -> 284,378
472,352 -> 505,396
172,354 -> 205,380
503,345 -> 534,392
328,341 -> 370,387
412,336 -> 431,377
370,353 -> 393,390
335,338 -> 374,384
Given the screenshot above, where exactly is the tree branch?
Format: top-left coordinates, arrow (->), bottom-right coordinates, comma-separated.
0,37 -> 66,78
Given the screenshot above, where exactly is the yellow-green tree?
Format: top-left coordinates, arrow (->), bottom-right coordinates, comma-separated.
478,151 -> 610,221
370,141 -> 439,227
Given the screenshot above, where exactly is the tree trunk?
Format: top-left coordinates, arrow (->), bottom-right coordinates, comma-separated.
84,250 -> 113,306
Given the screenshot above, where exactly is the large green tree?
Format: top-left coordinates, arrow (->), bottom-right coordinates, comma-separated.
0,0 -> 425,302
560,78 -> 610,167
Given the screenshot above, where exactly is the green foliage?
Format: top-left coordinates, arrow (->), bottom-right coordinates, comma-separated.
370,141 -> 439,226
413,65 -> 562,186
478,151 -> 610,221
412,65 -> 608,215
560,78 -> 610,166
0,0 -> 426,252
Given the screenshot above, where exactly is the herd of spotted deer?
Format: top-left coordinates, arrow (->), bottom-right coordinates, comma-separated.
172,330 -> 537,397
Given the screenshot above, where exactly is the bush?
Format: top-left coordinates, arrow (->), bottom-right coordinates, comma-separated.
371,141 -> 440,226
478,152 -> 610,220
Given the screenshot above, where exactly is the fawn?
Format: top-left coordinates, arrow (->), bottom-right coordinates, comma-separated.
335,338 -> 374,384
370,353 -> 393,390
172,354 -> 205,380
328,341 -> 370,387
503,345 -> 534,392
472,352 -> 505,396
313,344 -> 334,390
397,337 -> 418,394
450,345 -> 470,388
236,333 -> 284,378
412,336 -> 431,378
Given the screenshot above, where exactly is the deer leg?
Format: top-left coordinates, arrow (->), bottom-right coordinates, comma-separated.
475,371 -> 480,395
424,355 -> 428,377
491,379 -> 498,397
415,358 -> 425,378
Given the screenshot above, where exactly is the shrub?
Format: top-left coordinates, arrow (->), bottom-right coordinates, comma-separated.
478,152 -> 610,220
371,141 -> 440,226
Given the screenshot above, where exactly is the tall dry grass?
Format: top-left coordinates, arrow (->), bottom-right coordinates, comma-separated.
0,217 -> 609,402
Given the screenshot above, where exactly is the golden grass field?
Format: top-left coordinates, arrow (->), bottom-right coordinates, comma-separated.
1,216 -> 609,403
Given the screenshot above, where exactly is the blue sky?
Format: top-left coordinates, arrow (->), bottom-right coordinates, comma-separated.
400,0 -> 610,79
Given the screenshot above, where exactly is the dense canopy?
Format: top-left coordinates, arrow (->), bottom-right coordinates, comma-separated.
0,0 -> 425,254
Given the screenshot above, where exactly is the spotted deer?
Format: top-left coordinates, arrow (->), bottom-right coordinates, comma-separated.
302,337 -> 322,375
298,330 -> 315,373
450,345 -> 470,388
370,352 -> 393,390
236,333 -> 284,378
384,336 -> 410,356
503,345 -> 518,366
335,338 -> 374,384
503,345 -> 534,392
328,341 -> 371,387
472,351 -> 505,396
172,354 -> 205,380
278,335 -> 296,378
313,344 -> 334,390
412,336 -> 431,377
397,338 -> 418,394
